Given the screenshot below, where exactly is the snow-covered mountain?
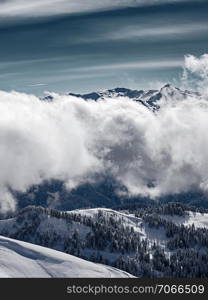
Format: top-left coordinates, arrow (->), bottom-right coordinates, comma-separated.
0,235 -> 133,278
1,203 -> 208,277
44,84 -> 200,110
159,211 -> 208,229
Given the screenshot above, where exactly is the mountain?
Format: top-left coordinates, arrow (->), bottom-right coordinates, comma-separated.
1,203 -> 208,277
43,84 -> 200,110
0,235 -> 133,278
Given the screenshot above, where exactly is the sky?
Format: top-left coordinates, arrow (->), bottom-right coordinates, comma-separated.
0,0 -> 207,95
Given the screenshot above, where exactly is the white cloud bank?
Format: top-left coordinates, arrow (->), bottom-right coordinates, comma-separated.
183,54 -> 208,96
0,53 -> 208,212
184,54 -> 208,78
0,0 -> 192,19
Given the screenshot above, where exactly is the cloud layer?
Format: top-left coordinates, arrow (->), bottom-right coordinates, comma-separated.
1,56 -> 208,212
0,0 -> 193,19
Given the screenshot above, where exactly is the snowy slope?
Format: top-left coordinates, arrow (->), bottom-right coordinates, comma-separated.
68,207 -> 143,233
68,207 -> 167,247
68,207 -> 208,251
0,206 -> 208,278
159,211 -> 208,229
71,207 -> 208,229
0,235 -> 133,278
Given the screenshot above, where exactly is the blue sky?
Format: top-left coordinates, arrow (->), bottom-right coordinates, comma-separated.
0,0 -> 207,95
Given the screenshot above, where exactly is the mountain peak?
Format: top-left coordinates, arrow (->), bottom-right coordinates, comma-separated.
163,83 -> 172,88
160,83 -> 178,91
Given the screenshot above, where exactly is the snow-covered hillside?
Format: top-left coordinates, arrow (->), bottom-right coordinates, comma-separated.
1,204 -> 208,278
0,235 -> 133,278
68,207 -> 144,235
68,207 -> 167,248
159,211 -> 208,229
69,207 -> 208,253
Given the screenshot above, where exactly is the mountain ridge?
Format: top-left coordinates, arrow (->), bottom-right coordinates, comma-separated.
1,203 -> 208,277
43,84 -> 200,110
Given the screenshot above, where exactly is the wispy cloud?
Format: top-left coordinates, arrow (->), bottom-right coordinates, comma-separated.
28,83 -> 47,87
106,22 -> 208,41
70,21 -> 208,46
77,59 -> 183,72
0,0 -> 194,19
